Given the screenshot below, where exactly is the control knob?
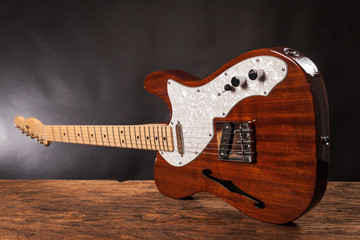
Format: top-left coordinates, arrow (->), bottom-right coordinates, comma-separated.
248,69 -> 265,81
231,76 -> 247,87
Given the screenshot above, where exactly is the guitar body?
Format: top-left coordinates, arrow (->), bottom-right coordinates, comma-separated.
15,47 -> 329,224
145,47 -> 329,224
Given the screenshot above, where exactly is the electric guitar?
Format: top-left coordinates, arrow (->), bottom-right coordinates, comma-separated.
14,47 -> 330,224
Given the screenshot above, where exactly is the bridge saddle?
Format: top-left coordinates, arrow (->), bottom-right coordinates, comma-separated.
217,121 -> 255,162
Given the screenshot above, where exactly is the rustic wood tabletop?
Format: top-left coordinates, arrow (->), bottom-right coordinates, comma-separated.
0,180 -> 358,239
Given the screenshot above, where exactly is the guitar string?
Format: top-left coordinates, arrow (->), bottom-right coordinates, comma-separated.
43,130 -> 243,147
31,126 -> 250,156
34,126 -> 245,144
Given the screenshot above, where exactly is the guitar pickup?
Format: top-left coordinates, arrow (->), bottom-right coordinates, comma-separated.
216,121 -> 255,162
218,122 -> 234,159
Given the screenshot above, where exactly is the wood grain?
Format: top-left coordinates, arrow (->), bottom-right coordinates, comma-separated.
14,117 -> 174,151
147,47 -> 329,223
13,47 -> 330,224
0,180 -> 358,239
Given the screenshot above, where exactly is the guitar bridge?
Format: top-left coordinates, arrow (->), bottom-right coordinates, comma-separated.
216,121 -> 255,162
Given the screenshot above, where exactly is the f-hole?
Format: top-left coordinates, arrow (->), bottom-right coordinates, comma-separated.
202,169 -> 265,209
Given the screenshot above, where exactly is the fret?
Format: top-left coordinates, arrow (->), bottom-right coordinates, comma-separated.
57,126 -> 63,142
59,126 -> 68,143
66,126 -> 71,142
71,126 -> 78,144
81,126 -> 90,145
134,126 -> 143,149
67,126 -> 76,143
131,126 -> 137,149
150,125 -> 154,150
156,125 -> 161,150
58,126 -> 64,141
146,126 -> 151,150
95,126 -> 100,145
159,125 -> 165,151
141,126 -> 148,150
105,126 -> 113,147
124,126 -> 129,148
158,125 -> 163,151
100,126 -> 110,147
99,126 -> 104,146
161,125 -> 167,151
132,126 -> 138,149
118,126 -> 126,148
131,126 -> 136,148
144,126 -> 151,150
87,126 -> 95,145
135,126 -> 141,149
52,126 -> 57,141
51,126 -> 56,141
108,126 -> 120,147
74,126 -> 83,144
166,126 -> 173,151
149,125 -> 156,150
94,126 -> 103,146
156,125 -> 162,151
163,126 -> 167,151
154,125 -> 160,150
159,126 -> 164,151
112,126 -> 118,147
32,124 -> 173,152
50,126 -> 55,141
162,125 -> 168,152
124,126 -> 130,148
126,126 -> 132,148
72,126 -> 77,143
117,126 -> 123,148
151,126 -> 156,150
150,126 -> 156,150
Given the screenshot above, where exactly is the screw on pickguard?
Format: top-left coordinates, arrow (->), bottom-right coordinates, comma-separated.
202,169 -> 265,209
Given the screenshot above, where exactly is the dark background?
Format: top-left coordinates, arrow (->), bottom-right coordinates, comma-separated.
0,0 -> 359,181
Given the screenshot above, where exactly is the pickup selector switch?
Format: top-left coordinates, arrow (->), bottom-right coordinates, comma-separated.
248,69 -> 265,81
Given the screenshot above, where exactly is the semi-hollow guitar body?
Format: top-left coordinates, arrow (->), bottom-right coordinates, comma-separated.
145,47 -> 330,224
15,47 -> 330,224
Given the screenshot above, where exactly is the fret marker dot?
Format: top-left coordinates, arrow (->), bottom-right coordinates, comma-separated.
104,135 -> 106,138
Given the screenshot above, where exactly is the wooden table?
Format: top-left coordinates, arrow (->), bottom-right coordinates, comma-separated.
0,181 -> 358,239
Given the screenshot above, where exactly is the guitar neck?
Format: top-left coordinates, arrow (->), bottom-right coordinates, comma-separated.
43,124 -> 174,152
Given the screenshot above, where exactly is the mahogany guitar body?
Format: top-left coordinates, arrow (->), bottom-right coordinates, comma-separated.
14,47 -> 329,224
144,47 -> 330,224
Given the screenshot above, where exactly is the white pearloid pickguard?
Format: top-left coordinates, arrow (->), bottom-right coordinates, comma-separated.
160,56 -> 288,167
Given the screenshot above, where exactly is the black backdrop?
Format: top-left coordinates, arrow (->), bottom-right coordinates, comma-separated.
0,0 -> 359,180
